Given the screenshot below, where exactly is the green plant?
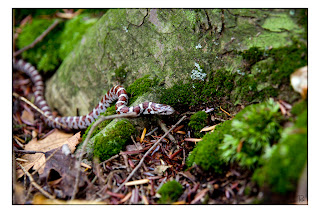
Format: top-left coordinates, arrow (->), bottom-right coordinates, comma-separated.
219,99 -> 282,168
188,111 -> 208,137
93,119 -> 136,161
253,101 -> 307,194
157,180 -> 183,204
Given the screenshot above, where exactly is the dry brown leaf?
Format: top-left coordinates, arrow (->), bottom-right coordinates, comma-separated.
16,130 -> 81,178
154,165 -> 172,175
140,128 -> 147,143
200,125 -> 216,132
21,110 -> 35,125
191,188 -> 209,204
184,138 -> 202,143
32,194 -> 105,204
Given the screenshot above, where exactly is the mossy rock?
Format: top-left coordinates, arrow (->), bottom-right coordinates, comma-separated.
93,119 -> 136,161
43,9 -> 306,118
157,180 -> 183,204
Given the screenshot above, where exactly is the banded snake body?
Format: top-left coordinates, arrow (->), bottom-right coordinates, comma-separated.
13,59 -> 175,130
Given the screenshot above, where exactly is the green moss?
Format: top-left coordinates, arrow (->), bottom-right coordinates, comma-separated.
188,111 -> 208,138
58,14 -> 98,60
253,105 -> 307,194
114,64 -> 128,84
127,75 -> 159,104
235,40 -> 307,104
160,68 -> 236,110
187,120 -> 232,173
219,99 -> 282,168
17,18 -> 64,72
82,105 -> 116,141
93,119 -> 136,161
157,180 -> 183,204
16,14 -> 98,72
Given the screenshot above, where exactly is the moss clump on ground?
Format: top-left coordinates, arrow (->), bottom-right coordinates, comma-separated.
188,111 -> 208,138
187,120 -> 232,173
220,99 -> 282,168
187,99 -> 283,172
253,100 -> 307,194
157,180 -> 183,204
126,75 -> 159,104
82,105 -> 116,141
93,119 -> 136,161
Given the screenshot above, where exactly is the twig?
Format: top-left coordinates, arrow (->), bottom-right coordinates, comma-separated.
157,120 -> 176,143
114,115 -> 187,193
16,162 -> 55,200
13,19 -> 61,57
99,154 -> 120,167
13,92 -> 68,129
71,112 -> 138,200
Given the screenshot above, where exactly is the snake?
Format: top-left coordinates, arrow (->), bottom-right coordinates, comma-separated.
13,59 -> 175,130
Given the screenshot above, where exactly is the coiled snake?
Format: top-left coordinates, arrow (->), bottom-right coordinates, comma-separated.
13,59 -> 175,130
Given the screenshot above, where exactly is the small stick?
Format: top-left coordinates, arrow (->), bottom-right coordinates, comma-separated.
219,106 -> 232,117
13,19 -> 61,57
13,92 -> 68,129
16,162 -> 55,200
99,154 -> 120,167
114,115 -> 186,193
71,112 -> 138,200
158,120 -> 176,143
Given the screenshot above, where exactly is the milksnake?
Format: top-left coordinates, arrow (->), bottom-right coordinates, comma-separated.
13,59 -> 174,130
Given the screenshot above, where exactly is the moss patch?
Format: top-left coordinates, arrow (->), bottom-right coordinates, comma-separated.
127,75 -> 159,105
16,13 -> 99,73
93,119 -> 136,161
188,111 -> 208,138
187,120 -> 231,173
157,180 -> 183,204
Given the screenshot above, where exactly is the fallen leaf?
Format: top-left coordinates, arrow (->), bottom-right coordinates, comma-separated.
119,192 -> 132,204
21,110 -> 35,125
16,130 -> 81,178
140,128 -> 147,143
200,125 -> 216,132
154,165 -> 172,175
125,179 -> 150,186
191,188 -> 209,204
39,145 -> 88,199
32,194 -> 105,204
184,138 -> 202,143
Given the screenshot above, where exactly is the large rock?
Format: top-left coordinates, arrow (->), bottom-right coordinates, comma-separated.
45,9 -> 305,116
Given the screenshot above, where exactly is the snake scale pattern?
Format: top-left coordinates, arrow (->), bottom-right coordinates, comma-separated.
13,59 -> 174,130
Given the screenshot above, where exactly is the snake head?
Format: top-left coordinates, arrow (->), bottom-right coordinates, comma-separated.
155,103 -> 175,115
